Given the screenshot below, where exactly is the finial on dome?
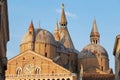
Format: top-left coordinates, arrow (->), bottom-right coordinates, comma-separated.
38,21 -> 41,29
91,18 -> 99,35
94,16 -> 96,20
62,3 -> 64,9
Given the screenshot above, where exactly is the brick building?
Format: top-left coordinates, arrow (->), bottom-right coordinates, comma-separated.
6,3 -> 114,80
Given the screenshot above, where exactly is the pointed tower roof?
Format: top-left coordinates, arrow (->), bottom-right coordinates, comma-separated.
60,3 -> 67,26
21,21 -> 35,45
58,4 -> 74,49
28,21 -> 34,31
61,29 -> 75,49
38,21 -> 41,29
90,18 -> 100,44
54,21 -> 60,41
90,18 -> 99,37
55,21 -> 59,30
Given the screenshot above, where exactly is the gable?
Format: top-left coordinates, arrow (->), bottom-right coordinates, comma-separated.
6,50 -> 71,75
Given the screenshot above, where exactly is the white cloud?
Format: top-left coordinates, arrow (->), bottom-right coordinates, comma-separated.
56,9 -> 76,18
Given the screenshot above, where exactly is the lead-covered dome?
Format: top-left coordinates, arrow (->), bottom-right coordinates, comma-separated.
79,44 -> 108,58
21,25 -> 56,45
35,29 -> 55,45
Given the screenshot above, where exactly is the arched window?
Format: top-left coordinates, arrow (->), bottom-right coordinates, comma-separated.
62,78 -> 65,80
67,78 -> 70,80
52,71 -> 54,74
33,57 -> 34,59
93,40 -> 95,44
16,68 -> 22,75
45,52 -> 47,57
35,67 -> 40,75
101,66 -> 103,71
95,40 -> 97,44
23,57 -> 25,60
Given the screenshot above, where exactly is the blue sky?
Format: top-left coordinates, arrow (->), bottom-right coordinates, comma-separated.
7,0 -> 120,72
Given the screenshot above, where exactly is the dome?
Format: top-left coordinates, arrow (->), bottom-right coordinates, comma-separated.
79,49 -> 96,58
21,31 -> 34,44
35,29 -> 55,45
21,28 -> 55,45
79,44 -> 108,58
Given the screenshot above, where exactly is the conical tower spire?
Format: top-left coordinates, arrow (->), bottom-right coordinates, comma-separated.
38,21 -> 41,29
28,21 -> 34,50
90,18 -> 100,44
58,4 -> 74,49
55,21 -> 59,30
60,3 -> 67,26
54,21 -> 60,41
28,21 -> 34,32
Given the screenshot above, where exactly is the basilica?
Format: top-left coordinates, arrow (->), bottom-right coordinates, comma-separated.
5,3 -> 115,80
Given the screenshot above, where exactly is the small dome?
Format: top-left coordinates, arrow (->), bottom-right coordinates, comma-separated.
35,29 -> 55,45
21,31 -> 34,44
79,44 -> 108,58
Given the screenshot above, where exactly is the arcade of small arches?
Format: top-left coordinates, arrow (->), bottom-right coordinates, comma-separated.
13,78 -> 71,80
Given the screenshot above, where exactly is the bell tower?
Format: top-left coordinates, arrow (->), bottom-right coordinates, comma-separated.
90,18 -> 100,44
59,3 -> 74,49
